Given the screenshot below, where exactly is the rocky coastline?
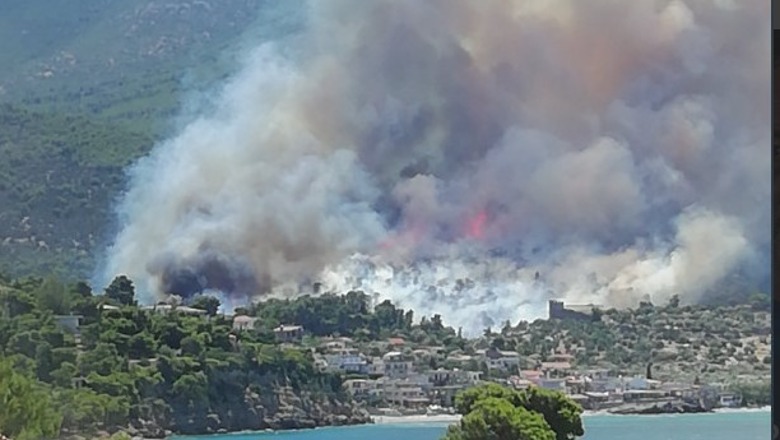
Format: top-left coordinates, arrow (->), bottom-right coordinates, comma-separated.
608,400 -> 711,415
60,387 -> 372,440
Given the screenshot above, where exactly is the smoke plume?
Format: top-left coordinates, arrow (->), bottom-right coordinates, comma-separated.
101,0 -> 769,334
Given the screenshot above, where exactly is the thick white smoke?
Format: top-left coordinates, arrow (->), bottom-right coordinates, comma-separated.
100,0 -> 769,334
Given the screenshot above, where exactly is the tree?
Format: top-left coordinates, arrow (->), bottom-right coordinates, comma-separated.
105,276 -> 136,306
191,295 -> 221,317
34,277 -> 69,314
451,384 -> 584,440
0,358 -> 62,439
444,397 -> 554,440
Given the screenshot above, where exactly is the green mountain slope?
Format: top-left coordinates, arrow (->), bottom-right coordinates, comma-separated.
0,0 -> 304,279
0,104 -> 153,277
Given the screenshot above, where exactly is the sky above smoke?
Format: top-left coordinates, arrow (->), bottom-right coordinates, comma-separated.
100,0 -> 769,334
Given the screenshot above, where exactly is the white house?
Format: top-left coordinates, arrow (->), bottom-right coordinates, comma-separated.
53,315 -> 83,334
480,348 -> 521,372
383,351 -> 413,378
323,349 -> 369,375
537,378 -> 567,392
232,315 -> 259,331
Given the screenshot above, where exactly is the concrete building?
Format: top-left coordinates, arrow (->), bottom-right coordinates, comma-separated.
383,351 -> 414,378
54,315 -> 83,334
480,347 -> 521,372
548,300 -> 600,321
232,315 -> 259,331
142,304 -> 207,316
273,325 -> 304,343
323,349 -> 369,375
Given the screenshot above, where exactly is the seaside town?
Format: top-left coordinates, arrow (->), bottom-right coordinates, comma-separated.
220,297 -> 771,417
1,275 -> 773,438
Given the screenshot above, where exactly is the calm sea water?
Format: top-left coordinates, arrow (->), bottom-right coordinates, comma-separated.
172,410 -> 771,440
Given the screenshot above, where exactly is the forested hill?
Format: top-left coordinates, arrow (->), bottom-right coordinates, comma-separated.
0,0 -> 304,277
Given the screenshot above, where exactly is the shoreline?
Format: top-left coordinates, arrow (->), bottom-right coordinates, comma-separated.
370,406 -> 772,426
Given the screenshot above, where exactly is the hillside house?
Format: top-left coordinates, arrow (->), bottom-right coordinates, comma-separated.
387,337 -> 406,348
587,377 -> 623,393
548,300 -> 600,321
232,315 -> 259,331
625,376 -> 661,390
54,315 -> 83,334
480,347 -> 520,372
323,349 -> 369,374
537,378 -> 567,392
383,380 -> 430,409
383,351 -> 413,378
622,389 -> 671,403
718,392 -> 742,408
344,379 -> 383,402
426,368 -> 479,386
142,304 -> 207,316
273,325 -> 304,343
367,357 -> 385,376
320,337 -> 353,352
540,361 -> 572,377
508,376 -> 533,390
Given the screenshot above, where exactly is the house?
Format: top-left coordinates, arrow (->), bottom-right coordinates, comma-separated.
718,392 -> 742,408
232,315 -> 259,331
445,353 -> 474,366
383,352 -> 413,378
54,315 -> 83,334
430,385 -> 467,407
426,368 -> 480,386
581,369 -> 612,380
508,376 -> 533,390
142,304 -> 207,316
481,347 -> 520,372
387,337 -> 406,348
548,300 -> 600,321
565,377 -> 586,394
383,379 -> 430,409
367,357 -> 385,376
579,392 -> 623,410
587,377 -> 623,393
537,378 -> 566,392
320,338 -> 353,352
548,353 -> 575,363
625,376 -> 661,390
323,349 -> 369,375
540,361 -> 572,376
274,325 -> 304,343
622,389 -> 670,403
344,379 -> 383,402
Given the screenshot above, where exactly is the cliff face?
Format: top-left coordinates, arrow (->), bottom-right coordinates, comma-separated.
128,385 -> 371,438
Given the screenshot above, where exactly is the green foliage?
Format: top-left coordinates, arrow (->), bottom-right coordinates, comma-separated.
191,295 -> 221,316
105,275 -> 136,306
444,397 -> 554,440
448,384 -> 582,440
0,274 -> 363,436
0,358 -> 62,439
730,381 -> 771,406
0,0 -> 307,280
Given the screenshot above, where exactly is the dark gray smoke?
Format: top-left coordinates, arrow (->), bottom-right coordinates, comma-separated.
100,0 -> 769,333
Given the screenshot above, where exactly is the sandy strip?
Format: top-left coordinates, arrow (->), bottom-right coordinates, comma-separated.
372,414 -> 462,425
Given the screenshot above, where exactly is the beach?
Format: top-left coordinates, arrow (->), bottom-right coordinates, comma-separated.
370,406 -> 772,425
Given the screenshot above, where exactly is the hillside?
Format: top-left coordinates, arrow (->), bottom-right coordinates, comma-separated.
0,0 -> 304,279
0,104 -> 153,277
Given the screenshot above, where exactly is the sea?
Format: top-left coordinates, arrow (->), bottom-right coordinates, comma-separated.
172,409 -> 771,440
